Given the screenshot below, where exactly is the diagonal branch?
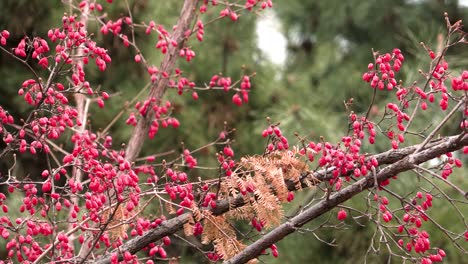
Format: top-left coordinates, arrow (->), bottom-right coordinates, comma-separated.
94,133 -> 468,264
94,213 -> 192,264
225,133 -> 468,264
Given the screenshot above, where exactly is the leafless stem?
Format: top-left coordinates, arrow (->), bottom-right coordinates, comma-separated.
124,0 -> 200,163
414,97 -> 465,153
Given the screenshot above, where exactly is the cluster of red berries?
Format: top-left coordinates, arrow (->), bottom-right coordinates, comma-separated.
261,125 -> 289,151
154,25 -> 175,55
440,152 -> 462,179
0,30 -> 9,46
183,149 -> 198,169
245,0 -> 273,10
233,75 -> 251,106
217,145 -> 236,177
164,174 -> 195,215
251,218 -> 266,232
451,70 -> 468,91
196,20 -> 205,42
362,49 -> 404,90
394,192 -> 449,263
201,191 -> 218,209
373,195 -> 393,222
127,99 -> 180,138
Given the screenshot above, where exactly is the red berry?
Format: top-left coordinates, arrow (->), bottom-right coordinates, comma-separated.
232,94 -> 242,106
337,209 -> 347,220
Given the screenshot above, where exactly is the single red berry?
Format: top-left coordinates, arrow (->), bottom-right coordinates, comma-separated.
337,209 -> 347,220
135,54 -> 141,63
232,94 -> 242,106
158,247 -> 167,258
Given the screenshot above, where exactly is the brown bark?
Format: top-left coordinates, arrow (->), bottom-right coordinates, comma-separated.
124,0 -> 200,162
78,1 -> 199,262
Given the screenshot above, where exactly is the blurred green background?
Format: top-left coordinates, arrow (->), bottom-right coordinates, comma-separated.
0,0 -> 467,263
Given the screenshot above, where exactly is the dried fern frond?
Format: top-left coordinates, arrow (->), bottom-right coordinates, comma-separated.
101,204 -> 131,239
241,151 -> 308,195
200,212 -> 247,260
165,201 -> 176,215
183,215 -> 195,237
202,150 -> 315,261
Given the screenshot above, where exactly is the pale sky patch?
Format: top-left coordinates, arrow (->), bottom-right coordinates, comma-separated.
256,10 -> 287,65
256,2 -> 468,65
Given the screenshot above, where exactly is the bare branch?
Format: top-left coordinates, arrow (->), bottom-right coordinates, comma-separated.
93,213 -> 191,264
225,133 -> 468,264
124,0 -> 200,162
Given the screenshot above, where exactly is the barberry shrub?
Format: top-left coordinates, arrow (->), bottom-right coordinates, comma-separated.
0,1 -> 467,264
